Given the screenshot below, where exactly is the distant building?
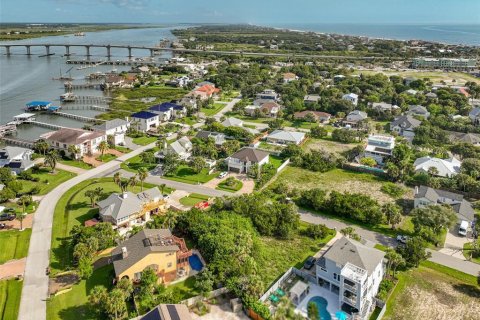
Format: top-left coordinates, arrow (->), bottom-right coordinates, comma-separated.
92,118 -> 130,146
304,95 -> 321,105
447,132 -> 480,146
41,128 -> 106,159
195,130 -> 226,146
246,102 -> 281,118
266,130 -> 306,145
227,147 -> 270,173
131,111 -> 160,132
0,146 -> 34,174
413,156 -> 461,178
192,84 -> 220,100
149,102 -> 186,122
255,89 -> 279,102
404,89 -> 418,96
283,72 -> 299,83
390,115 -> 421,141
412,58 -> 477,70
363,135 -> 395,165
294,111 -> 331,123
343,110 -> 368,128
221,117 -> 259,134
407,105 -> 430,119
371,102 -> 399,113
469,107 -> 480,126
342,93 -> 359,106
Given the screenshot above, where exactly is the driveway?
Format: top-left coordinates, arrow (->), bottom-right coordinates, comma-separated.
213,98 -> 241,121
0,258 -> 26,280
439,229 -> 471,260
203,173 -> 254,194
55,162 -> 88,175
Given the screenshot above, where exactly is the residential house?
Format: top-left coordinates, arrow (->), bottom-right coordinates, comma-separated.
195,130 -> 226,146
413,156 -> 461,177
246,102 -> 281,118
266,130 -> 306,145
425,92 -> 438,99
342,93 -> 359,106
294,111 -> 331,123
316,237 -> 385,320
221,117 -> 259,135
371,102 -> 399,113
92,118 -> 130,146
104,75 -> 125,89
160,137 -> 192,160
255,89 -> 279,102
343,110 -> 368,128
404,89 -> 418,96
0,146 -> 34,174
363,135 -> 395,165
469,107 -> 480,126
283,72 -> 299,83
149,102 -> 186,122
333,75 -> 346,83
41,128 -> 106,159
192,84 -> 220,100
111,229 -> 192,284
404,77 -> 417,86
166,76 -> 192,88
227,147 -> 270,173
414,186 -> 475,223
140,304 -> 192,320
98,187 -> 167,228
304,95 -> 321,105
407,105 -> 430,119
447,132 -> 480,146
390,115 -> 422,141
131,111 -> 160,132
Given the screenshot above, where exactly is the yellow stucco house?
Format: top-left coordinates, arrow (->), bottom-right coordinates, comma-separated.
112,229 -> 192,284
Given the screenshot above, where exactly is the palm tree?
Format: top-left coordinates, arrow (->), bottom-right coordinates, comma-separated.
128,175 -> 137,191
98,140 -> 109,162
44,150 -> 59,173
16,195 -> 31,231
67,145 -> 80,161
159,183 -> 166,195
427,166 -> 439,177
113,172 -> 121,188
163,210 -> 178,230
137,168 -> 148,191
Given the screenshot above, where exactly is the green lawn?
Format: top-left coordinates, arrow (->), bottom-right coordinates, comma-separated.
269,155 -> 284,169
256,222 -> 336,287
113,146 -> 132,153
179,193 -> 210,207
95,154 -> 117,163
0,279 -> 23,320
164,166 -> 217,185
120,148 -> 158,173
46,265 -> 114,320
216,179 -> 243,192
59,159 -> 93,170
463,242 -> 480,264
19,168 -> 76,195
0,229 -> 32,264
201,102 -> 227,116
50,178 -> 159,274
132,136 -> 157,146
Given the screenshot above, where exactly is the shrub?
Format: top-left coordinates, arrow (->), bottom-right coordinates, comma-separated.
305,224 -> 330,239
381,182 -> 406,198
377,279 -> 395,301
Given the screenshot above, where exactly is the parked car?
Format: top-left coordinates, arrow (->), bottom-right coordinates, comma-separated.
396,235 -> 409,244
458,220 -> 469,236
0,213 -> 15,221
304,256 -> 316,270
218,171 -> 228,179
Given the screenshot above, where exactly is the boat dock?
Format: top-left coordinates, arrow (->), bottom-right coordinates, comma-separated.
64,82 -> 103,90
66,59 -> 157,66
62,95 -> 111,104
29,121 -> 66,130
53,112 -> 105,123
0,125 -> 17,137
1,136 -> 36,148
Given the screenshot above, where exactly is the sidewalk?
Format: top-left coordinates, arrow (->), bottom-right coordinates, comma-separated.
56,162 -> 88,175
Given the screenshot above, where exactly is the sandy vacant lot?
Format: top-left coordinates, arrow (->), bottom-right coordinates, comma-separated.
385,267 -> 480,320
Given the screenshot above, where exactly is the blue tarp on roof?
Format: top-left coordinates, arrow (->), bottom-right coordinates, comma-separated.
149,102 -> 184,112
131,111 -> 158,119
47,106 -> 61,112
26,101 -> 51,107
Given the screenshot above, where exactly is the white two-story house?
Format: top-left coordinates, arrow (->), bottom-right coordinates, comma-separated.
92,118 -> 130,146
0,146 -> 34,174
130,111 -> 160,132
41,128 -> 106,159
363,134 -> 395,165
227,147 -> 269,174
316,237 -> 385,320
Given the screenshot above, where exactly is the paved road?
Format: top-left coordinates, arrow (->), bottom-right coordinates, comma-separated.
214,98 -> 241,121
18,141 -> 160,320
299,209 -> 480,277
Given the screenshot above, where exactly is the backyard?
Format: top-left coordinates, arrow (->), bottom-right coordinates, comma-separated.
179,193 -> 210,207
0,229 -> 32,264
0,279 -> 23,320
302,138 -> 361,155
164,165 -> 217,185
59,159 -> 93,170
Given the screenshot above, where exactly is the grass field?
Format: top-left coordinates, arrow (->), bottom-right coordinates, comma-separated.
120,148 -> 158,173
179,193 -> 210,207
19,168 -> 76,195
201,102 -> 227,116
0,279 -> 23,320
46,265 -> 114,320
49,178 -> 158,273
59,159 -> 93,170
383,262 -> 480,320
95,154 -> 117,163
352,69 -> 480,85
463,242 -> 480,264
216,179 -> 243,192
302,137 -> 361,155
164,165 -> 217,185
0,229 -> 32,264
132,135 -> 157,146
256,222 -> 336,288
273,167 -> 397,204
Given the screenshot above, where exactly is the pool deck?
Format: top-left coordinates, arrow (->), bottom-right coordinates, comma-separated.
295,283 -> 341,319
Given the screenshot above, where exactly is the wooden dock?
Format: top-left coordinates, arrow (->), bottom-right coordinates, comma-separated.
53,112 -> 105,123
64,83 -> 103,90
1,136 -> 36,148
29,121 -> 66,130
63,95 -> 111,104
61,105 -> 111,111
0,124 -> 17,137
66,59 -> 157,66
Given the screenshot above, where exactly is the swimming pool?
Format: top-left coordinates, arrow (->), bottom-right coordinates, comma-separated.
189,254 -> 204,271
308,296 -> 332,320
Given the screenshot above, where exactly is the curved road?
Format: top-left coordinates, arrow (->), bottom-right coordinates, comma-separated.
18,141 -> 161,320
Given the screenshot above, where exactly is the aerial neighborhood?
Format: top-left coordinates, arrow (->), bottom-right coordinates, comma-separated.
0,21 -> 479,320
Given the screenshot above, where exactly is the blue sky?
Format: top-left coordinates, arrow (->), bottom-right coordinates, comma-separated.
1,0 -> 479,24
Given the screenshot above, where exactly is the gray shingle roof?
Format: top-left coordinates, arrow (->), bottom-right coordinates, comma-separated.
92,118 -> 129,131
390,115 -> 421,130
221,117 -> 243,127
230,147 -> 269,163
267,130 -> 306,144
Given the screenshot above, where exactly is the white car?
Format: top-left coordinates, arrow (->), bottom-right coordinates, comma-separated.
396,235 -> 409,244
218,171 -> 228,179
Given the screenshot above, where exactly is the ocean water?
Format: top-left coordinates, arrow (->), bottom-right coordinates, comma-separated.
267,23 -> 480,46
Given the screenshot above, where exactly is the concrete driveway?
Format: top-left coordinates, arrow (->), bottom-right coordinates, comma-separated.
439,228 -> 471,260
203,173 -> 254,194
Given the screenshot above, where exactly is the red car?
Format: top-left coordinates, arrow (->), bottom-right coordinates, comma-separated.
195,201 -> 210,209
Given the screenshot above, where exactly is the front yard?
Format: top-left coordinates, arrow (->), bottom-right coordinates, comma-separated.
0,279 -> 23,320
164,165 -> 217,185
132,135 -> 157,146
216,178 -> 243,192
201,102 -> 227,116
59,159 -> 94,170
179,193 -> 210,207
0,229 -> 32,264
95,154 -> 117,163
19,168 -> 76,195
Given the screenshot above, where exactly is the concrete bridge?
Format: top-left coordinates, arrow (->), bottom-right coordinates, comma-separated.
0,43 -> 400,60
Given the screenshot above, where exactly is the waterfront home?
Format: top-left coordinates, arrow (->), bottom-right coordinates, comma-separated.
41,128 -> 106,159
283,72 -> 299,83
140,304 -> 192,320
407,105 -> 430,119
92,118 -> 130,146
130,111 -> 160,132
390,115 -> 421,141
98,187 -> 167,228
413,156 -> 461,177
0,146 -> 34,174
303,95 -> 321,105
342,93 -> 359,106
149,102 -> 186,122
315,237 -> 385,320
363,134 -> 395,165
414,186 -> 475,223
227,147 -> 270,173
104,75 -> 125,89
158,137 -> 192,161
343,110 -> 368,128
111,229 -> 192,284
294,111 -> 331,123
469,107 -> 480,126
195,130 -> 226,146
266,130 -> 306,145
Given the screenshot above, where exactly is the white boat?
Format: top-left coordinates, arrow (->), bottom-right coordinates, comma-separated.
60,92 -> 77,102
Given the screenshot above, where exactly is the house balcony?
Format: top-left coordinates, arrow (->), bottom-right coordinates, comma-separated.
343,283 -> 357,293
343,295 -> 358,307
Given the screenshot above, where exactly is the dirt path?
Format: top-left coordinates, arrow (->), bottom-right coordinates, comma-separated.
0,214 -> 33,231
0,258 -> 26,280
